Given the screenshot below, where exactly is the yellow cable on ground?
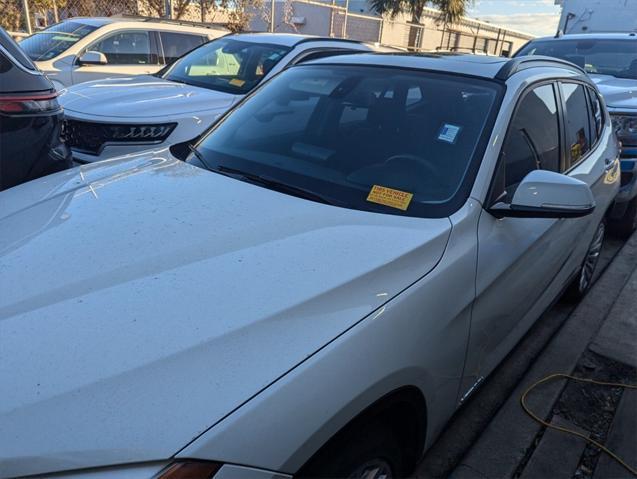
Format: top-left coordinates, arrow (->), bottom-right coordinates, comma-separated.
521,373 -> 637,477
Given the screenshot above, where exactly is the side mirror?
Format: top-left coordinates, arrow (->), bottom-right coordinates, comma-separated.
78,51 -> 107,65
489,170 -> 595,219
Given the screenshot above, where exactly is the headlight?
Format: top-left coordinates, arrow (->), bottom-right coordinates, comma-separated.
611,114 -> 637,146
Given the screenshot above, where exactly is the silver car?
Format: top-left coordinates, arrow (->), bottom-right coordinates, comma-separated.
0,53 -> 620,479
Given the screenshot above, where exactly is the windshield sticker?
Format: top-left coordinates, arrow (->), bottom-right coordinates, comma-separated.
51,35 -> 79,42
229,79 -> 246,87
367,185 -> 413,211
438,124 -> 462,144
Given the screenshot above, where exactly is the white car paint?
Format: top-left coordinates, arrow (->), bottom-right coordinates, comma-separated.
0,154 -> 450,478
22,17 -> 227,89
0,54 -> 620,479
58,34 -> 374,163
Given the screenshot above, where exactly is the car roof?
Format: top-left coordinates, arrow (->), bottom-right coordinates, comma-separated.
303,52 -> 552,80
230,32 -> 363,47
306,52 -> 508,76
531,32 -> 637,42
58,17 -> 114,27
57,16 -> 226,33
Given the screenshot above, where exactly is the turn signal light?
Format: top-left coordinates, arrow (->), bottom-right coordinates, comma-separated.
157,460 -> 222,479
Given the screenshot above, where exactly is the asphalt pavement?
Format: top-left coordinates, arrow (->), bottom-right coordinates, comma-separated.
414,231 -> 637,479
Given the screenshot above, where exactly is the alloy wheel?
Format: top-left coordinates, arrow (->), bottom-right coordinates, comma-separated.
579,222 -> 605,293
349,459 -> 393,479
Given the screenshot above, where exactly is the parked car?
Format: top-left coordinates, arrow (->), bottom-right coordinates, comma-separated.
515,33 -> 637,236
57,33 -> 375,163
0,27 -> 71,191
0,53 -> 620,479
18,16 -> 227,89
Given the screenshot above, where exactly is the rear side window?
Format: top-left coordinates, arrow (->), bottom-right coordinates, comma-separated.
0,29 -> 37,71
0,50 -> 51,93
587,87 -> 603,142
561,82 -> 592,169
498,83 -> 560,201
90,31 -> 157,65
160,32 -> 206,64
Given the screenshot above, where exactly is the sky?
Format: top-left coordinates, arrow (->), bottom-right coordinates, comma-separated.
468,0 -> 562,37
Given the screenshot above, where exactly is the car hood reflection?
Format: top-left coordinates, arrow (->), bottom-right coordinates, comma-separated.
0,155 -> 451,478
59,75 -> 237,118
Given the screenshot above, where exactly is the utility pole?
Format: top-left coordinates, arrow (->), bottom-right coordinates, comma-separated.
342,0 -> 349,37
52,0 -> 59,23
22,0 -> 32,34
164,0 -> 172,18
270,0 -> 275,32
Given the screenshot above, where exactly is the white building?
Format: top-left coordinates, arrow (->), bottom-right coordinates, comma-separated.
556,0 -> 637,33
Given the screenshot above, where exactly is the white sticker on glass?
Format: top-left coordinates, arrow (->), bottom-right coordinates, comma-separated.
438,124 -> 462,144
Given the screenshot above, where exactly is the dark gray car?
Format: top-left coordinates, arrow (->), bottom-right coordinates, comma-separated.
0,28 -> 72,191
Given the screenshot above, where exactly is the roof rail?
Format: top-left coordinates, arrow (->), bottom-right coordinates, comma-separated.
109,14 -> 229,31
495,55 -> 586,81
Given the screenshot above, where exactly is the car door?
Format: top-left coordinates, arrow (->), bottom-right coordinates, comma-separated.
460,81 -> 594,397
72,30 -> 161,84
158,31 -> 207,67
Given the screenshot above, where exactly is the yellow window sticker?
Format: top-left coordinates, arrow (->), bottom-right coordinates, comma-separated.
229,79 -> 246,87
367,185 -> 413,211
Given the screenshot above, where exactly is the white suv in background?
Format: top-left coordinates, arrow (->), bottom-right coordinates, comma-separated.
18,16 -> 227,89
58,33 -> 375,163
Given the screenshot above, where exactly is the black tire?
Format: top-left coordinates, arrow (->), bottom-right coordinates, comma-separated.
609,197 -> 637,239
564,220 -> 605,302
298,420 -> 405,479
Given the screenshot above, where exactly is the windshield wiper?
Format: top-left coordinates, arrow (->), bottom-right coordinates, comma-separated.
218,165 -> 336,206
187,146 -> 335,206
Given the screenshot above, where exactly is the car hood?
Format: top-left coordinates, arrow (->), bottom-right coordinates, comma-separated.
0,155 -> 451,478
590,74 -> 637,111
59,76 -> 237,118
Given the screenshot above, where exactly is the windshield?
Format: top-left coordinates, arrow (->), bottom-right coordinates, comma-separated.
516,39 -> 637,79
190,65 -> 502,218
20,21 -> 98,61
161,37 -> 290,94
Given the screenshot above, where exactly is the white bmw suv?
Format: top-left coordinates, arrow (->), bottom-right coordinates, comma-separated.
0,53 -> 619,479
58,33 -> 375,163
19,16 -> 227,89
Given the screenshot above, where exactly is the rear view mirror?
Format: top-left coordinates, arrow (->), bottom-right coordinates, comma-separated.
489,170 -> 595,219
78,51 -> 107,65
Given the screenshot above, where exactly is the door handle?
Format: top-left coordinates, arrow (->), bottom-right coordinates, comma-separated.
605,158 -> 618,171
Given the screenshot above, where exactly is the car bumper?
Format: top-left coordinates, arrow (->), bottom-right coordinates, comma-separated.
71,142 -> 171,164
0,109 -> 73,191
609,152 -> 637,219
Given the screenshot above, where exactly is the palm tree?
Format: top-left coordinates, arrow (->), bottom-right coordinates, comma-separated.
370,0 -> 471,50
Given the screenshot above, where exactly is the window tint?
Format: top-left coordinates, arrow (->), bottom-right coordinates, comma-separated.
160,32 -> 206,64
0,29 -> 37,70
162,38 -> 290,94
587,87 -> 603,142
19,21 -> 98,61
562,83 -> 591,169
499,84 -> 560,201
91,31 -> 155,65
515,39 -> 637,80
193,65 -> 502,218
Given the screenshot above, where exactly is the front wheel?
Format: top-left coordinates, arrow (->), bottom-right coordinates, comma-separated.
297,421 -> 405,479
564,220 -> 605,302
